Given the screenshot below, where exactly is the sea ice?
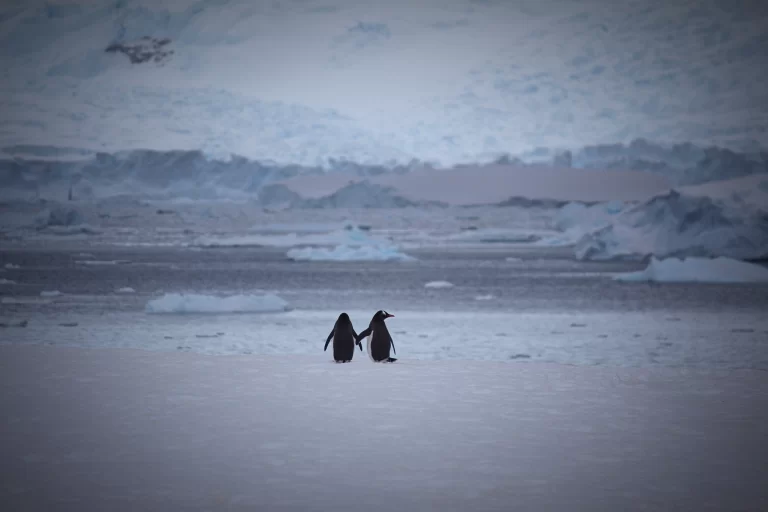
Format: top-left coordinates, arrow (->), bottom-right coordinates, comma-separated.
194,227 -> 376,248
286,244 -> 415,262
1,345 -> 766,511
145,293 -> 291,314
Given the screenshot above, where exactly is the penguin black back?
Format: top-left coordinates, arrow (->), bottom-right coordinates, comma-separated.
325,312 -> 360,362
356,310 -> 397,362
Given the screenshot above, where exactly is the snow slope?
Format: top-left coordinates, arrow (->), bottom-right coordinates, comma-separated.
614,257 -> 768,283
1,0 -> 767,165
1,345 -> 767,511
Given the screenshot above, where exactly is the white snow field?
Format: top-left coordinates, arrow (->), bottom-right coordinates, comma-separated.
1,0 -> 767,165
615,257 -> 768,283
145,293 -> 291,314
1,345 -> 767,511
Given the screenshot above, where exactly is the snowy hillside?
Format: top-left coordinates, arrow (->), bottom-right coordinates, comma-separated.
1,0 -> 767,166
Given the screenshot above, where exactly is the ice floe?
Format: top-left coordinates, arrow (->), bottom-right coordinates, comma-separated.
614,257 -> 768,283
286,244 -> 414,262
424,281 -> 455,289
145,293 -> 291,314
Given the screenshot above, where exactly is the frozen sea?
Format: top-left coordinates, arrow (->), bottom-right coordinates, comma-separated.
2,204 -> 768,511
2,241 -> 767,369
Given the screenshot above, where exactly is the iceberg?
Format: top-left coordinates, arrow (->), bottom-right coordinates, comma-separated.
145,293 -> 290,314
575,190 -> 768,261
34,205 -> 84,228
424,281 -> 455,289
614,257 -> 768,283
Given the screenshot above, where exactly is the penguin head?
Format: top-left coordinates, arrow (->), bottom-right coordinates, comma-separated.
374,310 -> 394,321
337,312 -> 351,324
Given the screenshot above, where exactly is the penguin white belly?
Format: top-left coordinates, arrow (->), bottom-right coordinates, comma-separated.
366,331 -> 375,362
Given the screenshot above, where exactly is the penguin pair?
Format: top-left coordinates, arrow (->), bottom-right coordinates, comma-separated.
324,310 -> 397,363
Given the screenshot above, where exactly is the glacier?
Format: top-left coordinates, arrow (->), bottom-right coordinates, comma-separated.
1,1 -> 767,166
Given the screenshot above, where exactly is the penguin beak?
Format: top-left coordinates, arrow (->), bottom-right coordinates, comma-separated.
386,313 -> 394,318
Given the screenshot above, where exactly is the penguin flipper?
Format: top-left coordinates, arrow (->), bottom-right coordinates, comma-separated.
390,336 -> 396,355
324,328 -> 335,351
351,328 -> 363,351
355,327 -> 372,343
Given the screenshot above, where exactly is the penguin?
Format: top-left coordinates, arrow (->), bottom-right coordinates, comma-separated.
324,312 -> 362,363
356,310 -> 397,363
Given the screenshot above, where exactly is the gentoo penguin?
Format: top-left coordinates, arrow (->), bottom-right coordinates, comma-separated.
356,310 -> 397,363
324,312 -> 362,363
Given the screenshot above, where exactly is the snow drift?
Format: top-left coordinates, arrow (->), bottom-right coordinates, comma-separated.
574,190 -> 768,261
614,257 -> 768,283
145,293 -> 290,314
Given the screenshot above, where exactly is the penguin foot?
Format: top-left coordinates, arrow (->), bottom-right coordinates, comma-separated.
384,357 -> 398,363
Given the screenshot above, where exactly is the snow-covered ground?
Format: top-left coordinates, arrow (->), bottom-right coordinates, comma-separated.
2,344 -> 767,511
